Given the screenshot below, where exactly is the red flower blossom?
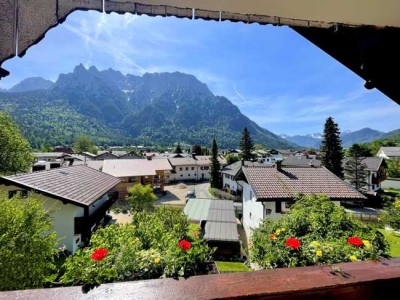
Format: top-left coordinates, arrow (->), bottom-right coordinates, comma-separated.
347,236 -> 363,247
285,237 -> 301,250
91,248 -> 108,261
270,233 -> 277,240
178,239 -> 192,251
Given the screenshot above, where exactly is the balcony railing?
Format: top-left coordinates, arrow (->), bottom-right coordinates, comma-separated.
2,258 -> 400,299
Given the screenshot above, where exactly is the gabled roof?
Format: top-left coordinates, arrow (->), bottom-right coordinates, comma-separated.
220,161 -> 264,176
282,156 -> 322,168
0,166 -> 120,207
33,152 -> 65,158
362,157 -> 386,171
102,159 -> 172,177
169,156 -> 227,167
184,199 -> 239,242
377,147 -> 400,157
241,166 -> 366,201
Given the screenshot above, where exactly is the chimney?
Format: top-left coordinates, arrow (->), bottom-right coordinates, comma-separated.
275,160 -> 282,171
241,159 -> 245,167
192,153 -> 196,159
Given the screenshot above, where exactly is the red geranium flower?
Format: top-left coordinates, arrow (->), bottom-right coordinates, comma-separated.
347,236 -> 363,247
91,248 -> 108,261
285,237 -> 301,250
178,239 -> 192,251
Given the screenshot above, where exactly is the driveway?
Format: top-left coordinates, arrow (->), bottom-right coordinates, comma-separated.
154,182 -> 214,206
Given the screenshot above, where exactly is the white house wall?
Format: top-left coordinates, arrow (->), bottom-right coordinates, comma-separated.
222,174 -> 237,191
169,165 -> 210,181
41,194 -> 84,254
242,182 -> 264,239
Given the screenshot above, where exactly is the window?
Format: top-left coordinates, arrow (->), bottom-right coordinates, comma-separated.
275,202 -> 282,213
128,177 -> 136,183
179,167 -> 182,171
185,167 -> 188,171
188,174 -> 190,176
9,190 -> 28,199
191,167 -> 195,170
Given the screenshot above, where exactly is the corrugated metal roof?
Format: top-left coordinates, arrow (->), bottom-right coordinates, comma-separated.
1,165 -> 120,207
183,198 -> 211,221
184,199 -> 239,242
204,222 -> 239,242
102,159 -> 172,177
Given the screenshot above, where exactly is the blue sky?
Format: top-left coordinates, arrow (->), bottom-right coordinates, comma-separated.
1,11 -> 399,136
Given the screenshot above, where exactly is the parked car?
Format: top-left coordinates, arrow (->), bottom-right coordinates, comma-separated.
185,190 -> 196,203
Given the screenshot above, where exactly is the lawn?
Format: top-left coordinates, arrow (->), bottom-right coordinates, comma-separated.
379,229 -> 400,257
384,188 -> 400,197
215,261 -> 251,273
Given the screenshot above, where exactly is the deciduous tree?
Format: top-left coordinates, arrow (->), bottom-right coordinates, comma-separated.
73,135 -> 97,154
320,117 -> 344,178
0,193 -> 58,290
0,112 -> 34,175
126,184 -> 157,212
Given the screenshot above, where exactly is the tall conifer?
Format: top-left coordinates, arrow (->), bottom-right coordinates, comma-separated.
239,127 -> 255,161
210,137 -> 221,188
321,117 -> 344,178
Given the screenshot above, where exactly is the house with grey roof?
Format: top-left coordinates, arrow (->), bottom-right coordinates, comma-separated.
282,155 -> 322,168
184,198 -> 240,258
168,155 -> 227,182
235,162 -> 366,237
377,147 -> 400,159
342,156 -> 387,194
102,159 -> 172,199
0,165 -> 120,254
220,160 -> 264,195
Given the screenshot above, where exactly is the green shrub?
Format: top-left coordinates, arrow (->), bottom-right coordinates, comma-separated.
60,206 -> 214,286
249,194 -> 388,269
380,199 -> 400,230
0,193 -> 59,290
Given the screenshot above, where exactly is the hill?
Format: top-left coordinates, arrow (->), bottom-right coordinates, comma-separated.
8,77 -> 54,92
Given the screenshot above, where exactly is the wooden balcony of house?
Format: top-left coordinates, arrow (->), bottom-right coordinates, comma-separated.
3,258 -> 400,299
372,173 -> 387,185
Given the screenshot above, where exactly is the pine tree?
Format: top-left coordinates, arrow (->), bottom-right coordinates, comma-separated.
175,143 -> 182,154
344,144 -> 369,192
210,137 -> 221,189
239,127 -> 255,161
320,117 -> 344,178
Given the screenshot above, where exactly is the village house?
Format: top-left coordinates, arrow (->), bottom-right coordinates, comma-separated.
235,162 -> 366,238
376,147 -> 400,160
0,165 -> 120,254
168,155 -> 227,182
102,158 -> 172,199
358,157 -> 387,193
31,152 -> 69,171
220,160 -> 264,195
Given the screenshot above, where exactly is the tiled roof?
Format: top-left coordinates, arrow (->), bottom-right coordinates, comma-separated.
1,165 -> 120,207
282,156 -> 322,167
102,159 -> 172,177
169,156 -> 227,167
243,166 -> 366,201
168,157 -> 198,166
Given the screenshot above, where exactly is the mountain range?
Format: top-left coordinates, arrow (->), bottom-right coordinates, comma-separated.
0,65 -> 295,149
281,127 -> 398,148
